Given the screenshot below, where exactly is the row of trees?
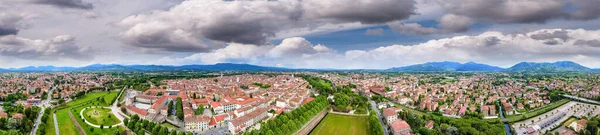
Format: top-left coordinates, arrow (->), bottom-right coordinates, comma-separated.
36,108 -> 52,135
124,115 -> 192,135
399,110 -> 505,135
299,75 -> 333,95
369,110 -> 384,135
245,96 -> 329,135
175,97 -> 184,120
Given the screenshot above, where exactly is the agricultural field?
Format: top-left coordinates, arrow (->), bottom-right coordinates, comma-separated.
309,114 -> 371,135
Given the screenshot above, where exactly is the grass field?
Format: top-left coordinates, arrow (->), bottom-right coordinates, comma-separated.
45,111 -> 56,135
48,91 -> 124,135
309,114 -> 370,135
161,122 -> 179,129
56,109 -> 79,135
506,99 -> 569,122
83,107 -> 121,125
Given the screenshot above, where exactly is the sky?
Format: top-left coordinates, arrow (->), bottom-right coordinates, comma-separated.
1,0 -> 600,69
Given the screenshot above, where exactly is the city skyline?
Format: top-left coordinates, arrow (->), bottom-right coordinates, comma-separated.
1,0 -> 600,69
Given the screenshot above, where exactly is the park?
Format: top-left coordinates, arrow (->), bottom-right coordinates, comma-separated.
309,113 -> 371,135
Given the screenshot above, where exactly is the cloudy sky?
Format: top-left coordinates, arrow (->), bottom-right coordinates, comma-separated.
1,0 -> 600,69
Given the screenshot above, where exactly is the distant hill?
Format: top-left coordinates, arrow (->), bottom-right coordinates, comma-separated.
507,61 -> 591,72
387,61 -> 504,72
0,63 -> 290,72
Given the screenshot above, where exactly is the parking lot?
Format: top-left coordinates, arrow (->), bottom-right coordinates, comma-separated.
512,101 -> 600,135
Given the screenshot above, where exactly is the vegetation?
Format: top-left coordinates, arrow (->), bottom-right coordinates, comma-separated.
125,115 -> 192,135
309,114 -> 371,135
505,99 -> 569,122
245,96 -> 329,135
399,109 -> 505,135
0,105 -> 40,134
369,110 -> 384,135
176,97 -> 183,120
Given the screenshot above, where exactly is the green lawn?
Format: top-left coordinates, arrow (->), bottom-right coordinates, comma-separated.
83,107 -> 121,125
56,109 -> 79,135
161,122 -> 179,129
104,91 -> 119,104
51,91 -> 125,135
309,114 -> 371,135
506,99 -> 570,122
45,110 -> 56,135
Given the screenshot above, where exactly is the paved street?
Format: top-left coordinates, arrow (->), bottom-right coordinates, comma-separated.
370,101 -> 389,135
31,86 -> 55,135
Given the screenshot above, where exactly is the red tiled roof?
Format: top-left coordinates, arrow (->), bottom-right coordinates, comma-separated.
391,120 -> 411,132
126,105 -> 148,116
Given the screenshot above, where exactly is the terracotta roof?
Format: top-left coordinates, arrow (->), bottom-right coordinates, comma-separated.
390,120 -> 411,132
383,108 -> 398,117
126,105 -> 148,116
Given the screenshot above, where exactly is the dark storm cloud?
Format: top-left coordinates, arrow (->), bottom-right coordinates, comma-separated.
568,0 -> 600,20
307,0 -> 416,24
0,26 -> 18,36
117,0 -> 418,52
31,0 -> 94,10
484,36 -> 500,46
0,35 -> 92,60
530,30 -> 570,41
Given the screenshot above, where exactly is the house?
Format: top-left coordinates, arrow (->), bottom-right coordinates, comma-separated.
228,108 -> 268,134
12,113 -> 23,119
570,119 -> 587,132
390,120 -> 411,135
425,120 -> 434,129
383,108 -> 399,124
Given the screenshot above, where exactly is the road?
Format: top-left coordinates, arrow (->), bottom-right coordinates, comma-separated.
31,86 -> 55,135
370,101 -> 389,135
497,103 -> 513,135
561,94 -> 600,105
111,87 -> 129,122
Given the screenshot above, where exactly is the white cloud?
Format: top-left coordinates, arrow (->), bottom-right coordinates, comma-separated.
116,0 -> 416,52
162,29 -> 600,69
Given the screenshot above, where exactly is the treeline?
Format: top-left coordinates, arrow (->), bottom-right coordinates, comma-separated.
369,110 -> 384,135
36,108 -> 52,135
124,115 -> 192,135
398,110 -> 505,135
0,105 -> 41,134
297,74 -> 333,95
245,96 -> 328,135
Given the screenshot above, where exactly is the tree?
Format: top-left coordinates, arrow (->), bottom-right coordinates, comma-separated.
100,124 -> 104,129
333,93 -> 350,110
176,97 -> 184,120
170,130 -> 178,135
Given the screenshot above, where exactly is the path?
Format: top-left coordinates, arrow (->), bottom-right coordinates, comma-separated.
328,109 -> 369,116
111,87 -> 129,122
53,113 -> 59,135
68,111 -> 87,135
370,100 -> 389,135
80,106 -> 122,128
294,108 -> 328,135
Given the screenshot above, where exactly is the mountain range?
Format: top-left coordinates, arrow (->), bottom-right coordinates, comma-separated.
387,61 -> 504,72
0,61 -> 598,72
388,61 -> 596,72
